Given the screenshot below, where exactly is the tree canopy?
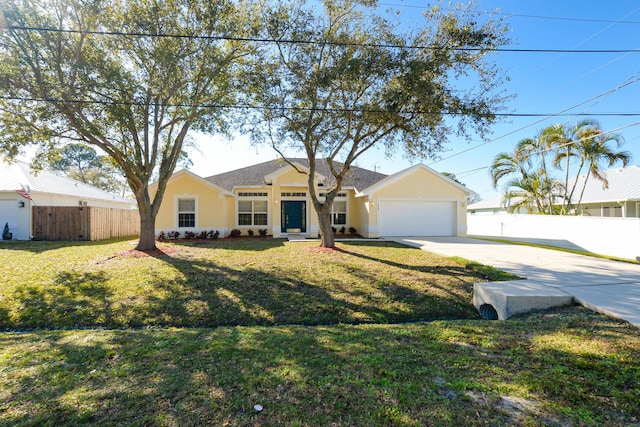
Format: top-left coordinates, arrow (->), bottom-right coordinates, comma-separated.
0,0 -> 259,250
256,0 -> 510,247
46,143 -> 128,196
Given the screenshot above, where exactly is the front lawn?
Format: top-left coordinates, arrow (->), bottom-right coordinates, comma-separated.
0,239 -> 498,329
1,307 -> 638,426
1,239 -> 638,426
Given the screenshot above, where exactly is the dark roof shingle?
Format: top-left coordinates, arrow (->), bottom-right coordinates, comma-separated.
205,158 -> 387,192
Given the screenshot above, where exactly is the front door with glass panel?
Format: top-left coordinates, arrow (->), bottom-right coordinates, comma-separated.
281,201 -> 306,233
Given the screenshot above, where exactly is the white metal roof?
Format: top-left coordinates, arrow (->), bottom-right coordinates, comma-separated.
568,165 -> 640,203
468,165 -> 640,210
0,159 -> 134,204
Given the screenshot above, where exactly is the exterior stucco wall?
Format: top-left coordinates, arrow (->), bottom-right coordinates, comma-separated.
154,173 -> 230,234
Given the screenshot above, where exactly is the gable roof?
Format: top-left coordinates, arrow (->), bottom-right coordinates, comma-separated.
151,168 -> 234,196
204,158 -> 388,192
0,159 -> 133,204
357,163 -> 474,197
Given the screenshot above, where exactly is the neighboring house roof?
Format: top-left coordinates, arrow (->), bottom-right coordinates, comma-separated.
205,158 -> 389,192
567,165 -> 640,203
467,193 -> 506,210
0,159 -> 133,204
468,165 -> 640,210
356,163 -> 474,198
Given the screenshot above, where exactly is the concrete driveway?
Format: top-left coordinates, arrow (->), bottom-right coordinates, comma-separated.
390,236 -> 640,328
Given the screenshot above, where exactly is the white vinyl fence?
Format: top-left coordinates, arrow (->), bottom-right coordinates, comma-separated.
467,213 -> 640,260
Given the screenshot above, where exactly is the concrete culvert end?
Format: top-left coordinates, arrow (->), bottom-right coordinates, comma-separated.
479,304 -> 499,320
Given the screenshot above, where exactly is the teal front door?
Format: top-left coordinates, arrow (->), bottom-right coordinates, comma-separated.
281,201 -> 306,232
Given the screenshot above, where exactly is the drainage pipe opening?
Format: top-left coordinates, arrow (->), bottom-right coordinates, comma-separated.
479,304 -> 499,320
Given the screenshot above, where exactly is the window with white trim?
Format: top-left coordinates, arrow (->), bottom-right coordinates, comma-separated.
331,200 -> 347,225
178,198 -> 196,227
238,200 -> 268,226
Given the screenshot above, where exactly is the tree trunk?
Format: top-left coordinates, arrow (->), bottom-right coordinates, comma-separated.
135,202 -> 158,251
317,204 -> 335,248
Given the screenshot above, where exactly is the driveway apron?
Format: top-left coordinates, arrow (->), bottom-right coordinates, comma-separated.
389,236 -> 640,328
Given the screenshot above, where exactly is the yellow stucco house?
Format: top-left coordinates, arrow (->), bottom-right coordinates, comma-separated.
151,159 -> 474,238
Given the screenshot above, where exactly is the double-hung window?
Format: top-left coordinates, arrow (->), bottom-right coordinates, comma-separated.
332,200 -> 347,225
178,198 -> 196,228
319,192 -> 348,226
238,197 -> 268,226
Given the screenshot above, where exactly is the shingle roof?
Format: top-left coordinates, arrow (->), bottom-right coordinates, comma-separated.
0,159 -> 134,203
205,158 -> 388,192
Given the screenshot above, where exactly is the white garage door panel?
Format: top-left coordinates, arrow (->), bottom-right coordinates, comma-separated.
379,201 -> 456,236
0,199 -> 19,237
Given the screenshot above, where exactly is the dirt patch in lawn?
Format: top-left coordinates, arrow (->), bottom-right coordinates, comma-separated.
115,245 -> 181,258
304,245 -> 346,254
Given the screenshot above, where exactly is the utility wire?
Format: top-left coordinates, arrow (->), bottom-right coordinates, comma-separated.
427,73 -> 640,166
453,121 -> 640,178
1,95 -> 639,118
378,3 -> 640,25
5,25 -> 640,53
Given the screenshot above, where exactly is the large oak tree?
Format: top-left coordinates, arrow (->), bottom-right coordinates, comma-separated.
0,0 -> 258,250
257,0 -> 510,247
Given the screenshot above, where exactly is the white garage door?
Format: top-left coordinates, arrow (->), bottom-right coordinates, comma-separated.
379,200 -> 456,236
0,199 -> 19,238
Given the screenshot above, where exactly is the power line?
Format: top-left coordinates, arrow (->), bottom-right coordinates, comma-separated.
2,95 -> 640,118
452,121 -> 640,178
5,25 -> 640,54
378,3 -> 640,25
428,73 -> 640,166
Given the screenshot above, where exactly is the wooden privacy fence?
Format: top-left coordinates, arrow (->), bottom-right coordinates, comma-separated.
32,206 -> 140,241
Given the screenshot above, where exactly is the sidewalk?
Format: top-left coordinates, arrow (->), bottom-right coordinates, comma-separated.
390,237 -> 640,328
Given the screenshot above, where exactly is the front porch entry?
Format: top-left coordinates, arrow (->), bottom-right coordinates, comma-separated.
281,200 -> 306,233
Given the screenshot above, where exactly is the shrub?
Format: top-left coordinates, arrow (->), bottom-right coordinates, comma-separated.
339,226 -> 346,234
157,231 -> 166,241
247,229 -> 254,237
167,231 -> 180,240
208,230 -> 220,239
258,229 -> 268,237
349,227 -> 357,235
331,226 -> 337,234
184,231 -> 196,239
229,229 -> 241,238
198,230 -> 209,239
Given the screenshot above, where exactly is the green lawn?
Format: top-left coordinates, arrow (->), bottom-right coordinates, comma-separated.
0,239 -> 499,329
1,239 -> 638,426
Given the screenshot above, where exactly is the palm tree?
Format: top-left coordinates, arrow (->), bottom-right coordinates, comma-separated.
503,171 -> 563,215
490,135 -> 559,213
574,132 -> 631,209
490,137 -> 538,188
550,119 -> 599,214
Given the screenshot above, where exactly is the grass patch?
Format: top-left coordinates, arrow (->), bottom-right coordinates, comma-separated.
449,256 -> 523,281
0,239 -> 490,329
473,237 -> 640,265
0,306 -> 638,426
2,239 -> 638,425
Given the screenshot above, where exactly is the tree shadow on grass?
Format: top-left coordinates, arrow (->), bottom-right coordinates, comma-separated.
3,307 -> 638,426
3,239 -> 485,330
7,271 -> 113,329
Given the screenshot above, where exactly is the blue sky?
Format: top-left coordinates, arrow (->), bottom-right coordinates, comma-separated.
187,1 -> 640,200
